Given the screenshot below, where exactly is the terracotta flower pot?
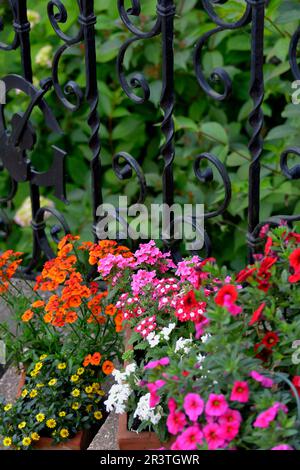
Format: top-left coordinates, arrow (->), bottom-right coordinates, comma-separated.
16,370 -> 98,450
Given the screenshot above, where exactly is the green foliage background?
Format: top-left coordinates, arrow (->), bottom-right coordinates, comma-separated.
0,0 -> 300,269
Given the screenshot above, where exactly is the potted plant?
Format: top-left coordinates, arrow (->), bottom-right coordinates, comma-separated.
102,228 -> 300,450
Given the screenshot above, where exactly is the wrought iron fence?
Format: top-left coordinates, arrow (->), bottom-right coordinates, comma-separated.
0,0 -> 300,276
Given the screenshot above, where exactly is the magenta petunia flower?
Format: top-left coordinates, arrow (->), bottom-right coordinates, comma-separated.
144,357 -> 170,370
250,370 -> 274,388
271,444 -> 293,450
219,422 -> 240,442
230,381 -> 249,403
252,402 -> 288,429
219,409 -> 242,426
183,393 -> 204,422
176,426 -> 204,450
166,410 -> 187,435
203,423 -> 225,450
205,393 -> 228,417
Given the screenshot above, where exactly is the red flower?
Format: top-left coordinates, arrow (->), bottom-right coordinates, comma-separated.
289,271 -> 300,284
215,285 -> 238,306
286,232 -> 300,244
292,376 -> 300,396
258,257 -> 277,276
262,332 -> 279,349
254,343 -> 272,362
236,267 -> 256,283
264,237 -> 273,255
183,291 -> 198,310
249,302 -> 266,326
289,248 -> 300,274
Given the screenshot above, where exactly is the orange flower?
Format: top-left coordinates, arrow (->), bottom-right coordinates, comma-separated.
65,311 -> 78,324
44,312 -> 53,323
90,352 -> 101,366
31,300 -> 45,308
102,361 -> 114,375
67,295 -> 82,308
22,309 -> 34,322
83,354 -> 92,367
105,304 -> 117,316
114,311 -> 123,333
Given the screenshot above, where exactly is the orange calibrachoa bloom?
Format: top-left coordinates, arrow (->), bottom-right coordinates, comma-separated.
114,311 -> 123,333
31,300 -> 45,309
0,250 -> 23,293
105,304 -> 117,316
102,360 -> 114,375
21,310 -> 34,322
88,240 -> 133,266
83,352 -> 102,367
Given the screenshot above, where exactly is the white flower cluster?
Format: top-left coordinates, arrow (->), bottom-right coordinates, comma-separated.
105,363 -> 137,414
175,337 -> 193,354
134,393 -> 162,425
146,322 -> 176,348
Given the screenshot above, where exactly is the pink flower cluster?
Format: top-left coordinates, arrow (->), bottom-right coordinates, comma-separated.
98,253 -> 134,278
152,277 -> 180,310
115,293 -> 144,320
134,315 -> 157,338
134,241 -> 176,271
131,270 -> 157,296
167,393 -> 242,450
172,290 -> 207,323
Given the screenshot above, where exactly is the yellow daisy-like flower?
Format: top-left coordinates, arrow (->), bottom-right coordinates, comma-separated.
40,354 -> 48,360
22,437 -> 31,447
35,362 -> 43,370
31,432 -> 40,441
36,413 -> 45,422
3,437 -> 12,447
86,404 -> 93,412
46,419 -> 57,429
72,402 -> 80,410
60,428 -> 69,438
29,389 -> 38,398
98,390 -> 105,397
36,383 -> 44,388
70,375 -> 79,383
30,370 -> 39,377
18,421 -> 26,429
57,363 -> 67,370
48,379 -> 57,386
94,411 -> 103,420
85,386 -> 93,394
92,382 -> 100,390
59,411 -> 66,417
4,403 -> 12,411
71,388 -> 80,397
21,389 -> 28,398
77,368 -> 84,375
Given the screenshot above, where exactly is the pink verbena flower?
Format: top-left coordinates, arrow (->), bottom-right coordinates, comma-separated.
98,253 -> 134,277
134,241 -> 175,270
230,381 -> 249,403
250,370 -> 274,388
183,393 -> 204,422
131,269 -> 157,296
175,257 -> 202,287
135,315 -> 157,338
205,393 -> 228,417
203,423 -> 225,450
176,426 -> 203,450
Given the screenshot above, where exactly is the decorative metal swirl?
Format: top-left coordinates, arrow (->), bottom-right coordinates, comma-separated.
48,0 -> 84,110
290,25 -> 300,80
117,0 -> 161,103
280,147 -> 300,180
113,151 -> 147,205
0,0 -> 19,51
194,0 -> 252,101
194,153 -> 232,219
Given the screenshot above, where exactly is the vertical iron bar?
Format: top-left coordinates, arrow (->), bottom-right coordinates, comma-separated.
157,0 -> 176,252
79,0 -> 102,241
247,0 -> 265,261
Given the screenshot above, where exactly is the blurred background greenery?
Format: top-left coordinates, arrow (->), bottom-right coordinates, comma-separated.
0,0 -> 300,269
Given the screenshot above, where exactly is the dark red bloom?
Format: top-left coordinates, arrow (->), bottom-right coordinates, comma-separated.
254,343 -> 272,362
262,332 -> 279,349
183,291 -> 198,309
286,232 -> 300,244
249,302 -> 266,326
292,376 -> 300,396
289,248 -> 300,273
215,284 -> 238,306
258,257 -> 277,276
236,267 -> 256,283
264,237 -> 273,255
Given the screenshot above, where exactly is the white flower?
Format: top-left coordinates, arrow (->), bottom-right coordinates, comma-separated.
197,353 -> 205,364
105,384 -> 132,414
14,196 -> 54,227
27,10 -> 41,28
160,322 -> 176,341
175,337 -> 192,354
146,332 -> 160,348
125,363 -> 137,376
133,393 -> 162,425
201,334 -> 210,343
111,363 -> 137,385
35,45 -> 53,68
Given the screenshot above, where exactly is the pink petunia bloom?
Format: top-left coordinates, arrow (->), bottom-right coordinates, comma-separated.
167,410 -> 187,435
146,383 -> 160,408
176,426 -> 204,450
219,422 -> 240,442
205,393 -> 228,417
250,370 -> 274,388
219,409 -> 242,426
252,402 -> 288,429
144,357 -> 170,370
271,444 -> 294,450
170,437 -> 182,450
223,295 -> 243,316
203,423 -> 225,450
183,393 -> 204,422
195,317 -> 210,339
230,381 -> 249,403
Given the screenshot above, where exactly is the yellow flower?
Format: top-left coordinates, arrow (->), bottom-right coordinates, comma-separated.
70,375 -> 79,383
21,389 -> 28,398
3,437 -> 12,447
37,383 -> 44,388
85,386 -> 93,394
36,413 -> 45,422
72,402 -> 80,410
4,403 -> 12,411
30,370 -> 39,377
29,389 -> 38,398
48,379 -> 57,386
86,405 -> 93,412
18,421 -> 26,429
94,411 -> 103,420
71,389 -> 80,397
60,428 -> 69,438
35,362 -> 43,370
98,390 -> 105,397
40,354 -> 48,360
31,432 -> 40,441
59,411 -> 66,417
46,419 -> 57,429
77,368 -> 84,375
22,437 -> 31,447
57,363 -> 67,370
